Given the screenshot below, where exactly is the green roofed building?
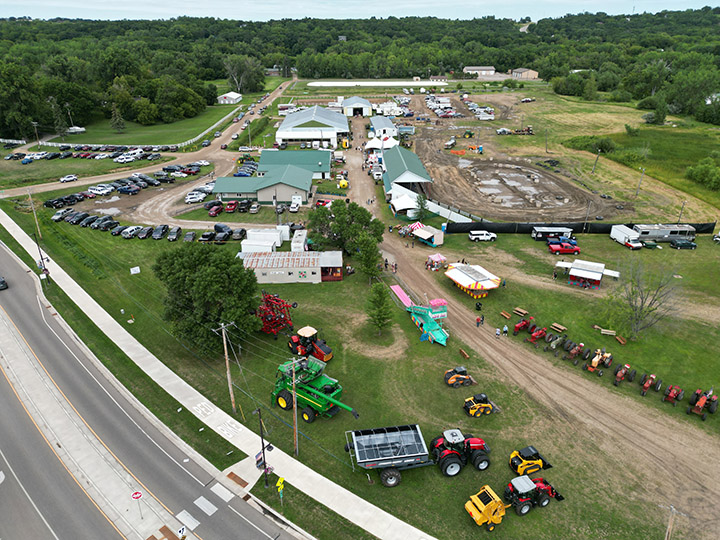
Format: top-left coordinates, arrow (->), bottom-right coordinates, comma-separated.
275,105 -> 350,149
381,146 -> 433,195
213,164 -> 313,204
258,149 -> 331,180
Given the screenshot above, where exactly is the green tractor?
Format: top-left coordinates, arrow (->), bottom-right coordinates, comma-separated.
463,130 -> 475,138
272,358 -> 359,423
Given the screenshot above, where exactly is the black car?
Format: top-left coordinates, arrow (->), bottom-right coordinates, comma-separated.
111,225 -> 129,236
160,146 -> 169,152
110,182 -> 124,190
232,228 -> 247,240
214,231 -> 231,244
152,224 -> 169,239
183,231 -> 196,242
214,223 -> 232,234
157,175 -> 175,184
167,226 -> 182,241
670,239 -> 697,250
203,200 -> 223,210
46,152 -> 60,160
90,216 -> 112,229
0,276 -> 7,290
276,204 -> 286,214
68,212 -> 89,225
99,220 -> 119,231
80,215 -> 99,227
163,165 -> 182,173
198,231 -> 215,242
137,226 -> 154,239
44,198 -> 64,209
59,151 -> 73,159
237,199 -> 251,212
144,177 -> 161,187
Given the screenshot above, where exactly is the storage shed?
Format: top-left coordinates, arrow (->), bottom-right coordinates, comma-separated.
217,91 -> 242,104
370,116 -> 398,138
237,251 -> 344,284
445,263 -> 501,299
554,259 -> 619,290
342,96 -> 372,117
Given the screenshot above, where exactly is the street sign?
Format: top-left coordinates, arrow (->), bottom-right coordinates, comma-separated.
276,477 -> 284,491
178,526 -> 186,535
131,491 -> 143,500
255,451 -> 265,470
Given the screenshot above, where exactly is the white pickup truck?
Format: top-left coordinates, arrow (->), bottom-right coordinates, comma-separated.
468,230 -> 497,242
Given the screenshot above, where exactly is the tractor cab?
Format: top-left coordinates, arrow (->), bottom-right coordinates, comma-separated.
463,394 -> 496,417
504,475 -> 564,516
289,326 -> 333,362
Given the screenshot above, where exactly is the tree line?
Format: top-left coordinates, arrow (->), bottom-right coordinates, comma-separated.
2,8 -> 720,139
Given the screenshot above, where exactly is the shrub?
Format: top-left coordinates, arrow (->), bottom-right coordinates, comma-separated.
624,124 -> 640,136
637,96 -> 658,110
563,135 -> 616,154
614,148 -> 649,166
609,89 -> 633,102
686,156 -> 720,190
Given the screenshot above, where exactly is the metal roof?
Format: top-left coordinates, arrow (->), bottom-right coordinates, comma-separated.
370,116 -> 395,131
342,96 -> 372,108
214,165 -> 312,194
258,149 -> 331,173
238,250 -> 343,269
383,146 -> 432,184
278,105 -> 349,132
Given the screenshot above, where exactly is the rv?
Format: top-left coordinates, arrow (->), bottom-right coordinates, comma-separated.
610,225 -> 643,250
632,224 -> 696,243
531,227 -> 574,241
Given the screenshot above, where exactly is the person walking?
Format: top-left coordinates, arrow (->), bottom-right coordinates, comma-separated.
384,258 -> 389,270
476,316 -> 481,328
552,270 -> 558,281
502,279 -> 507,289
495,328 -> 501,339
502,324 -> 508,336
480,315 -> 484,326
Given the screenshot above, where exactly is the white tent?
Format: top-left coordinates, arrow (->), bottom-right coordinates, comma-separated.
380,137 -> 399,149
390,194 -> 417,213
365,137 -> 383,150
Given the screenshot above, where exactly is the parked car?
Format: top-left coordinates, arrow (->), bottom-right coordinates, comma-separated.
111,225 -> 129,236
203,200 -> 223,210
220,144 -> 228,150
44,198 -> 65,209
51,208 -> 74,222
122,225 -> 143,239
249,202 -> 260,214
0,276 -> 7,290
225,201 -> 238,213
183,231 -> 196,242
289,202 -> 300,213
276,204 -> 286,214
231,133 -> 239,140
237,199 -> 251,212
152,224 -> 169,239
99,220 -> 119,231
208,205 -> 223,217
214,231 -> 231,244
468,230 -> 497,242
670,239 -> 697,250
198,231 -> 215,242
90,216 -> 113,229
201,140 -> 211,147
118,185 -> 140,195
137,226 -> 154,239
185,192 -> 206,204
548,242 -> 580,255
80,215 -> 99,227
214,131 -> 222,138
170,171 -> 187,178
167,226 -> 182,241
68,212 -> 89,225
315,199 -> 330,207
232,228 -> 247,240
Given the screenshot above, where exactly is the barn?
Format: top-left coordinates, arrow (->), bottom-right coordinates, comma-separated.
217,91 -> 242,104
342,96 -> 372,117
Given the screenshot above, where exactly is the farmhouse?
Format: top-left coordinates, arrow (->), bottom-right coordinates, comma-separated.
217,91 -> 242,104
341,96 -> 373,117
275,105 -> 350,149
212,165 -> 312,204
511,68 -> 539,80
237,251 -> 344,284
463,66 -> 496,77
370,116 -> 398,138
258,149 -> 331,180
381,146 -> 433,196
445,263 -> 501,299
554,259 -> 619,290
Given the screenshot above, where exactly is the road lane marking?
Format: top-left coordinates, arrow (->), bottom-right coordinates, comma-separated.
176,510 -> 201,530
193,496 -> 218,516
34,296 -> 206,487
0,470 -> 4,485
209,482 -> 234,502
227,505 -> 275,540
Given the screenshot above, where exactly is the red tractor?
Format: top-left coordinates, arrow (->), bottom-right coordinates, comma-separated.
288,326 -> 333,362
513,317 -> 535,336
503,475 -> 565,516
582,348 -> 613,377
562,342 -> 584,364
256,291 -> 296,337
662,385 -> 684,407
613,364 -> 636,386
524,327 -> 547,347
429,428 -> 491,477
686,388 -> 718,421
638,373 -> 663,396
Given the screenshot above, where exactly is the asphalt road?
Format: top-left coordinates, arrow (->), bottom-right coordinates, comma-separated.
0,248 -> 297,540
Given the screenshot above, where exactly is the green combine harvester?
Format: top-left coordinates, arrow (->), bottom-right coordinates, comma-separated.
271,358 -> 359,423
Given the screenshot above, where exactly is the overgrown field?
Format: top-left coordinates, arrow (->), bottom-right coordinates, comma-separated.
1,199 -> 711,539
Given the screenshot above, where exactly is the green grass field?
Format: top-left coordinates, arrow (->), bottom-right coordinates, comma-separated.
1,198 -> 709,539
0,155 -> 173,190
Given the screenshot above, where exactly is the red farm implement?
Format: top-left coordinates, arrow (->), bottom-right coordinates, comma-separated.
256,291 -> 296,338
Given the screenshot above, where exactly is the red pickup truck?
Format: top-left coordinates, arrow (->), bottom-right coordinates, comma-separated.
548,242 -> 580,255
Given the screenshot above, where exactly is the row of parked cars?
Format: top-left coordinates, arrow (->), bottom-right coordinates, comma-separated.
202,198 -> 261,217
233,160 -> 258,177
50,207 -> 247,244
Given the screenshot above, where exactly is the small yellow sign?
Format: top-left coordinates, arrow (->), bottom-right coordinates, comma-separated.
276,477 -> 285,491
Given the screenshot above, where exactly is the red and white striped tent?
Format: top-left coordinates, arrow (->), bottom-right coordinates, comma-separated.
409,222 -> 425,231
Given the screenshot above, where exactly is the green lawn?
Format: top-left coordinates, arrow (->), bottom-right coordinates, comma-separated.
0,199 -> 703,539
48,105 -> 238,146
0,155 -> 173,190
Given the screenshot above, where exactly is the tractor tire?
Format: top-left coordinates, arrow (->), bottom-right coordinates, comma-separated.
444,372 -> 453,383
453,381 -> 461,388
301,406 -> 316,423
614,364 -> 622,376
582,363 -> 588,371
598,370 -> 604,377
564,340 -> 574,351
515,502 -> 532,516
702,413 -> 708,421
545,332 -> 554,343
640,374 -> 647,385
537,494 -> 551,508
291,302 -> 298,309
664,386 -> 671,397
528,324 -> 537,334
690,392 -> 699,406
710,401 -> 718,414
583,349 -> 592,361
544,345 -> 549,352
628,369 -> 636,382
513,330 -> 519,336
471,450 -> 490,471
655,380 -> 663,392
486,524 -> 495,532
614,380 -> 619,386
463,378 -> 472,386
641,390 -> 647,397
440,455 -> 463,477
686,406 -> 692,415
604,355 -> 613,368
276,390 -> 294,410
429,436 -> 443,450
573,358 -> 579,366
380,468 -> 402,488
677,390 -> 685,401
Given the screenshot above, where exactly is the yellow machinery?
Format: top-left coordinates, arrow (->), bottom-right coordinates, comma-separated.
463,393 -> 496,417
464,485 -> 510,531
509,446 -> 552,476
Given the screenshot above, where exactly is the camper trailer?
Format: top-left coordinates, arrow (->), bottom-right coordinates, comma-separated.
632,224 -> 696,243
531,227 -> 574,241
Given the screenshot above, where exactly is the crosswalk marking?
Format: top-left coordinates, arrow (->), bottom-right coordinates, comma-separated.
194,496 -> 218,516
176,509 -> 201,530
210,482 -> 234,503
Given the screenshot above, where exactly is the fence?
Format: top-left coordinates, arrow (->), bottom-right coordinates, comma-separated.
445,221 -> 718,235
1,138 -> 27,146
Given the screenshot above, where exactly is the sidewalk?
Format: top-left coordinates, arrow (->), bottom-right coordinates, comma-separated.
0,209 -> 435,540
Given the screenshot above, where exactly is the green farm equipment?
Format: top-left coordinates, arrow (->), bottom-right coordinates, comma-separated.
271,358 -> 358,423
463,130 -> 475,138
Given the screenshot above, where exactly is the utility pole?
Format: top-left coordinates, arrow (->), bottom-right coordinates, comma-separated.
31,121 -> 40,150
635,167 -> 645,197
253,408 -> 271,488
677,200 -> 687,224
65,102 -> 74,127
27,189 -> 41,241
545,128 -> 549,153
213,322 -> 237,415
583,200 -> 591,233
591,149 -> 601,174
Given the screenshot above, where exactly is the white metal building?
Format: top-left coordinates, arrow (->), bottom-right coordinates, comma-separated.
275,106 -> 350,149
217,91 -> 242,104
342,96 -> 372,117
237,251 -> 344,284
370,116 -> 398,138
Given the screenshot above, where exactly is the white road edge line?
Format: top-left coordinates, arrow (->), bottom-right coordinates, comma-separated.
34,295 -> 205,486
228,504 -> 275,540
0,446 -> 60,540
